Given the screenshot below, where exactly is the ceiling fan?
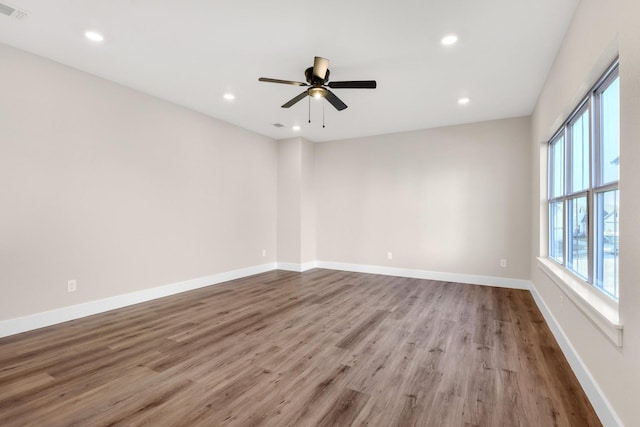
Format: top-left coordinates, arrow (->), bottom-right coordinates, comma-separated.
258,56 -> 377,111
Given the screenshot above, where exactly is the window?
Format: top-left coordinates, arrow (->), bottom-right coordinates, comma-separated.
547,60 -> 619,300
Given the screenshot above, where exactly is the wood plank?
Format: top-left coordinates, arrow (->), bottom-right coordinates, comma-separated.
335,309 -> 389,350
315,387 -> 370,427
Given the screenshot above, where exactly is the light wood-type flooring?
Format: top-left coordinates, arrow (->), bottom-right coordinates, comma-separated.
0,269 -> 601,426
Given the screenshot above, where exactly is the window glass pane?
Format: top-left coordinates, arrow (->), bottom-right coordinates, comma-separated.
570,110 -> 589,192
549,136 -> 564,198
549,201 -> 564,263
595,190 -> 619,299
547,62 -> 619,301
567,197 -> 588,279
600,76 -> 619,185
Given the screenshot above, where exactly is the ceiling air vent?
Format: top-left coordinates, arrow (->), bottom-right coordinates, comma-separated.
0,2 -> 27,19
272,123 -> 285,128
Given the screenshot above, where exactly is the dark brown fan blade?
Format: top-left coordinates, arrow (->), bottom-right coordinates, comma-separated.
281,91 -> 309,108
259,77 -> 308,86
313,57 -> 329,80
324,89 -> 348,111
327,80 -> 377,89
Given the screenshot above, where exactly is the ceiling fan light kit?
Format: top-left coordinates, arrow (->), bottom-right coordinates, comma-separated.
308,87 -> 327,98
259,56 -> 377,121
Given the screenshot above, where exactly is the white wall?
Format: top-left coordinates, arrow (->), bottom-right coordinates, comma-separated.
276,137 -> 315,266
0,43 -> 278,321
530,0 -> 640,425
276,138 -> 302,264
315,117 -> 532,279
300,139 -> 316,264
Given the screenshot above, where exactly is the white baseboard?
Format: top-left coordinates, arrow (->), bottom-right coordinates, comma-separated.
276,261 -> 317,272
529,283 -> 623,427
2,260 -> 523,338
315,261 -> 531,289
0,262 -> 276,339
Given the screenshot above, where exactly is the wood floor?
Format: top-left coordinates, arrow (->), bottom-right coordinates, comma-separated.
0,269 -> 601,426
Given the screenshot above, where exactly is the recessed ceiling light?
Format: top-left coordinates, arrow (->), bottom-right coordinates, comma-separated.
85,31 -> 104,42
441,34 -> 458,46
458,97 -> 470,105
292,125 -> 301,131
223,93 -> 235,100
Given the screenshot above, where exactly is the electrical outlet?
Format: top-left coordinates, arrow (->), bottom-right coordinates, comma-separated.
387,252 -> 393,260
67,280 -> 77,293
262,249 -> 267,257
500,259 -> 507,268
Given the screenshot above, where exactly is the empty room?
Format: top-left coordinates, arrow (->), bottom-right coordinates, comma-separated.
0,0 -> 638,426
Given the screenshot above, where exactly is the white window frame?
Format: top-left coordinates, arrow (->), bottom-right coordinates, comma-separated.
539,59 -> 622,346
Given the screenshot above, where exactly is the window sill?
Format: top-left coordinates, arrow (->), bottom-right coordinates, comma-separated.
537,257 -> 623,347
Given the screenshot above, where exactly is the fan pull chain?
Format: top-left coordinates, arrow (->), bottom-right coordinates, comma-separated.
322,100 -> 325,128
308,96 -> 311,123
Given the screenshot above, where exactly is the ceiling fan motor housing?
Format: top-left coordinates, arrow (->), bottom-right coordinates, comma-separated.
305,67 -> 329,84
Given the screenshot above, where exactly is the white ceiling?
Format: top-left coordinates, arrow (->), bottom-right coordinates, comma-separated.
0,0 -> 578,142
